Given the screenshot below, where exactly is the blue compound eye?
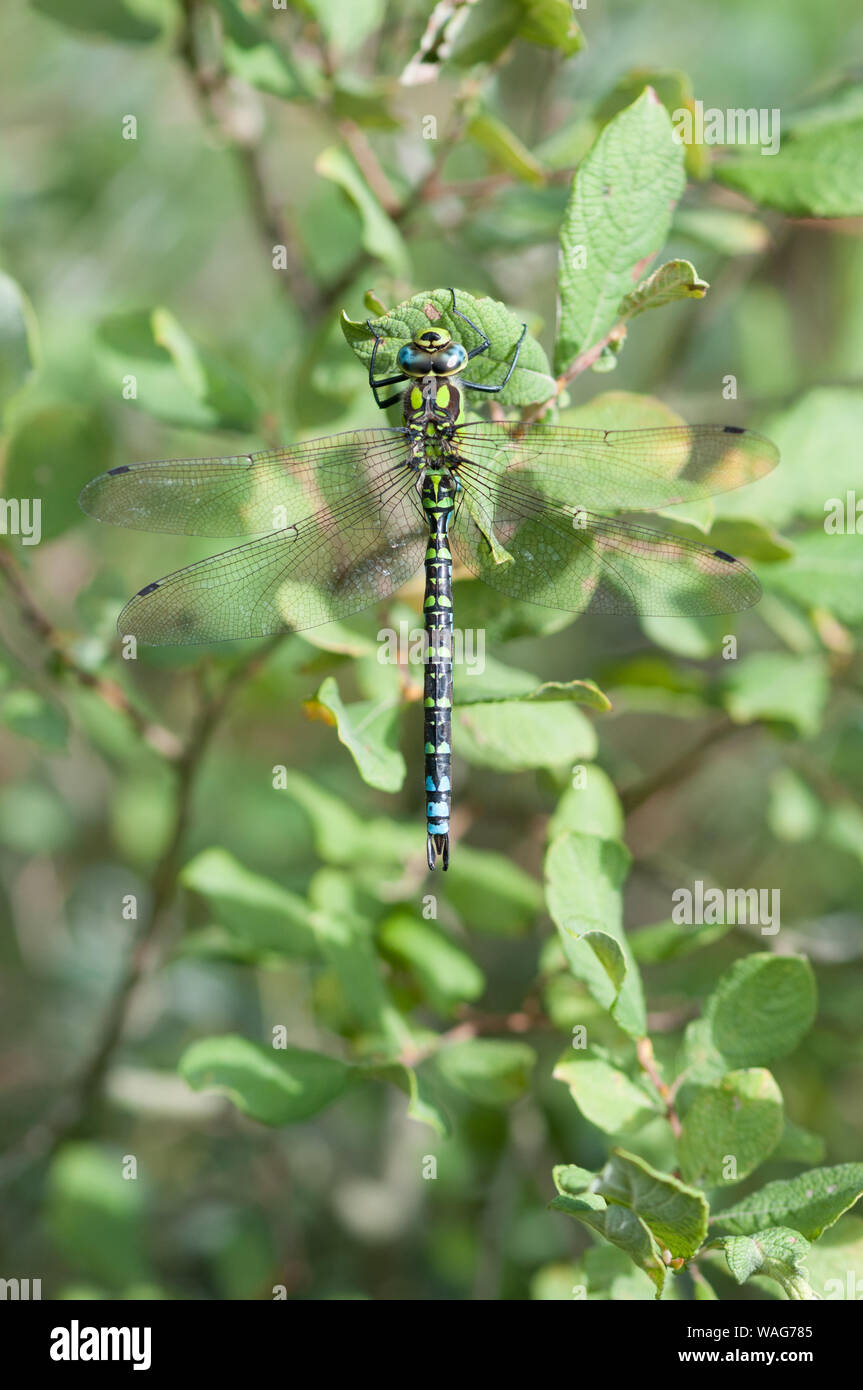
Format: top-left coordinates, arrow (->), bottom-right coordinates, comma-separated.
432,343 -> 468,375
397,344 -> 433,376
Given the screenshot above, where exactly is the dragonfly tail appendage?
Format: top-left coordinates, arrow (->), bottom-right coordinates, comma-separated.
422,470 -> 456,873
427,831 -> 450,872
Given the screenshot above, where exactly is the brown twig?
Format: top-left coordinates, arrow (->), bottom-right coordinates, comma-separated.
0,547 -> 178,755
620,717 -> 744,815
177,0 -> 328,316
0,638 -> 281,1184
636,1035 -> 682,1139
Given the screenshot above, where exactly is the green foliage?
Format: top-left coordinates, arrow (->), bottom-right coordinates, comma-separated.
179,1035 -> 354,1124
342,287 -> 554,406
715,119 -> 863,217
3,0 -> 863,1307
555,90 -> 687,373
717,1227 -> 816,1300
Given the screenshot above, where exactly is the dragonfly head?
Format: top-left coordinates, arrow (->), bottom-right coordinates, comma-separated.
397,327 -> 468,380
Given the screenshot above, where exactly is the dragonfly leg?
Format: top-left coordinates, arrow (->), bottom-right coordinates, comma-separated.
367,322 -> 408,410
460,319 -> 527,393
448,287 -> 491,361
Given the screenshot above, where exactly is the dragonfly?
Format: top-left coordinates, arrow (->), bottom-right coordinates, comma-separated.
80,290 -> 778,872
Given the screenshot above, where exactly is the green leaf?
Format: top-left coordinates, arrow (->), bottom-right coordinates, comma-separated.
799,1215 -> 863,1300
715,119 -> 863,218
705,953 -> 817,1068
0,780 -> 74,854
316,146 -> 409,279
341,288 -> 554,407
765,531 -> 863,625
278,770 -> 369,865
717,389 -> 863,530
631,918 -> 731,964
555,89 -> 686,372
179,1035 -> 353,1124
719,1228 -> 816,1300
96,308 -> 258,431
445,0 -> 522,68
521,679 -> 611,711
0,271 -> 39,417
445,845 -> 542,935
545,831 -> 646,1038
678,1068 -> 784,1187
180,848 -> 319,958
331,78 -> 399,129
310,870 -> 408,1049
772,1120 -> 826,1165
548,764 -> 624,842
375,1061 -> 452,1137
553,1053 -> 658,1133
516,0 -> 584,55
5,405 -> 112,542
456,699 -> 596,771
553,1164 -> 596,1196
672,206 -> 771,255
704,518 -> 793,564
378,909 -> 486,1014
466,108 -> 546,186
618,259 -> 708,319
550,1189 -> 666,1296
304,0 -> 387,56
308,675 -> 405,792
452,656 -> 610,711
712,1164 -> 863,1241
694,1271 -> 719,1299
31,0 -> 161,43
722,652 -> 829,738
435,1038 -> 536,1106
46,1144 -> 150,1291
595,1149 -> 709,1259
215,0 -> 306,98
0,688 -> 67,749
594,68 -> 707,180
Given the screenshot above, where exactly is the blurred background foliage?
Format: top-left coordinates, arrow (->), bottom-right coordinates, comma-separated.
1,0 -> 863,1301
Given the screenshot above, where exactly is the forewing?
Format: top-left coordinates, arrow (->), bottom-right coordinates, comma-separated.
452,464 -> 761,617
119,470 -> 426,644
80,428 -> 410,536
452,422 -> 778,512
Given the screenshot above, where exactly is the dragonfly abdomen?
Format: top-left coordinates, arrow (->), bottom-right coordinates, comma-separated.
422,470 -> 456,871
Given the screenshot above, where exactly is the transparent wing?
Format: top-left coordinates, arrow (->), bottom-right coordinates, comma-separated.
452,463 -> 761,617
79,428 -> 412,536
451,422 -> 778,512
118,469 -> 426,645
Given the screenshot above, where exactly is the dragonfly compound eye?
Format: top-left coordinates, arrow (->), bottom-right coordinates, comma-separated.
431,343 -> 468,376
397,344 -> 435,376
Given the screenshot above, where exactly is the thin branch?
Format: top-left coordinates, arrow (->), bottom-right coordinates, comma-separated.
176,0 -> 324,316
0,547 -> 178,756
0,638 -> 281,1184
636,1035 -> 682,1139
620,717 -> 745,815
338,119 -> 403,216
